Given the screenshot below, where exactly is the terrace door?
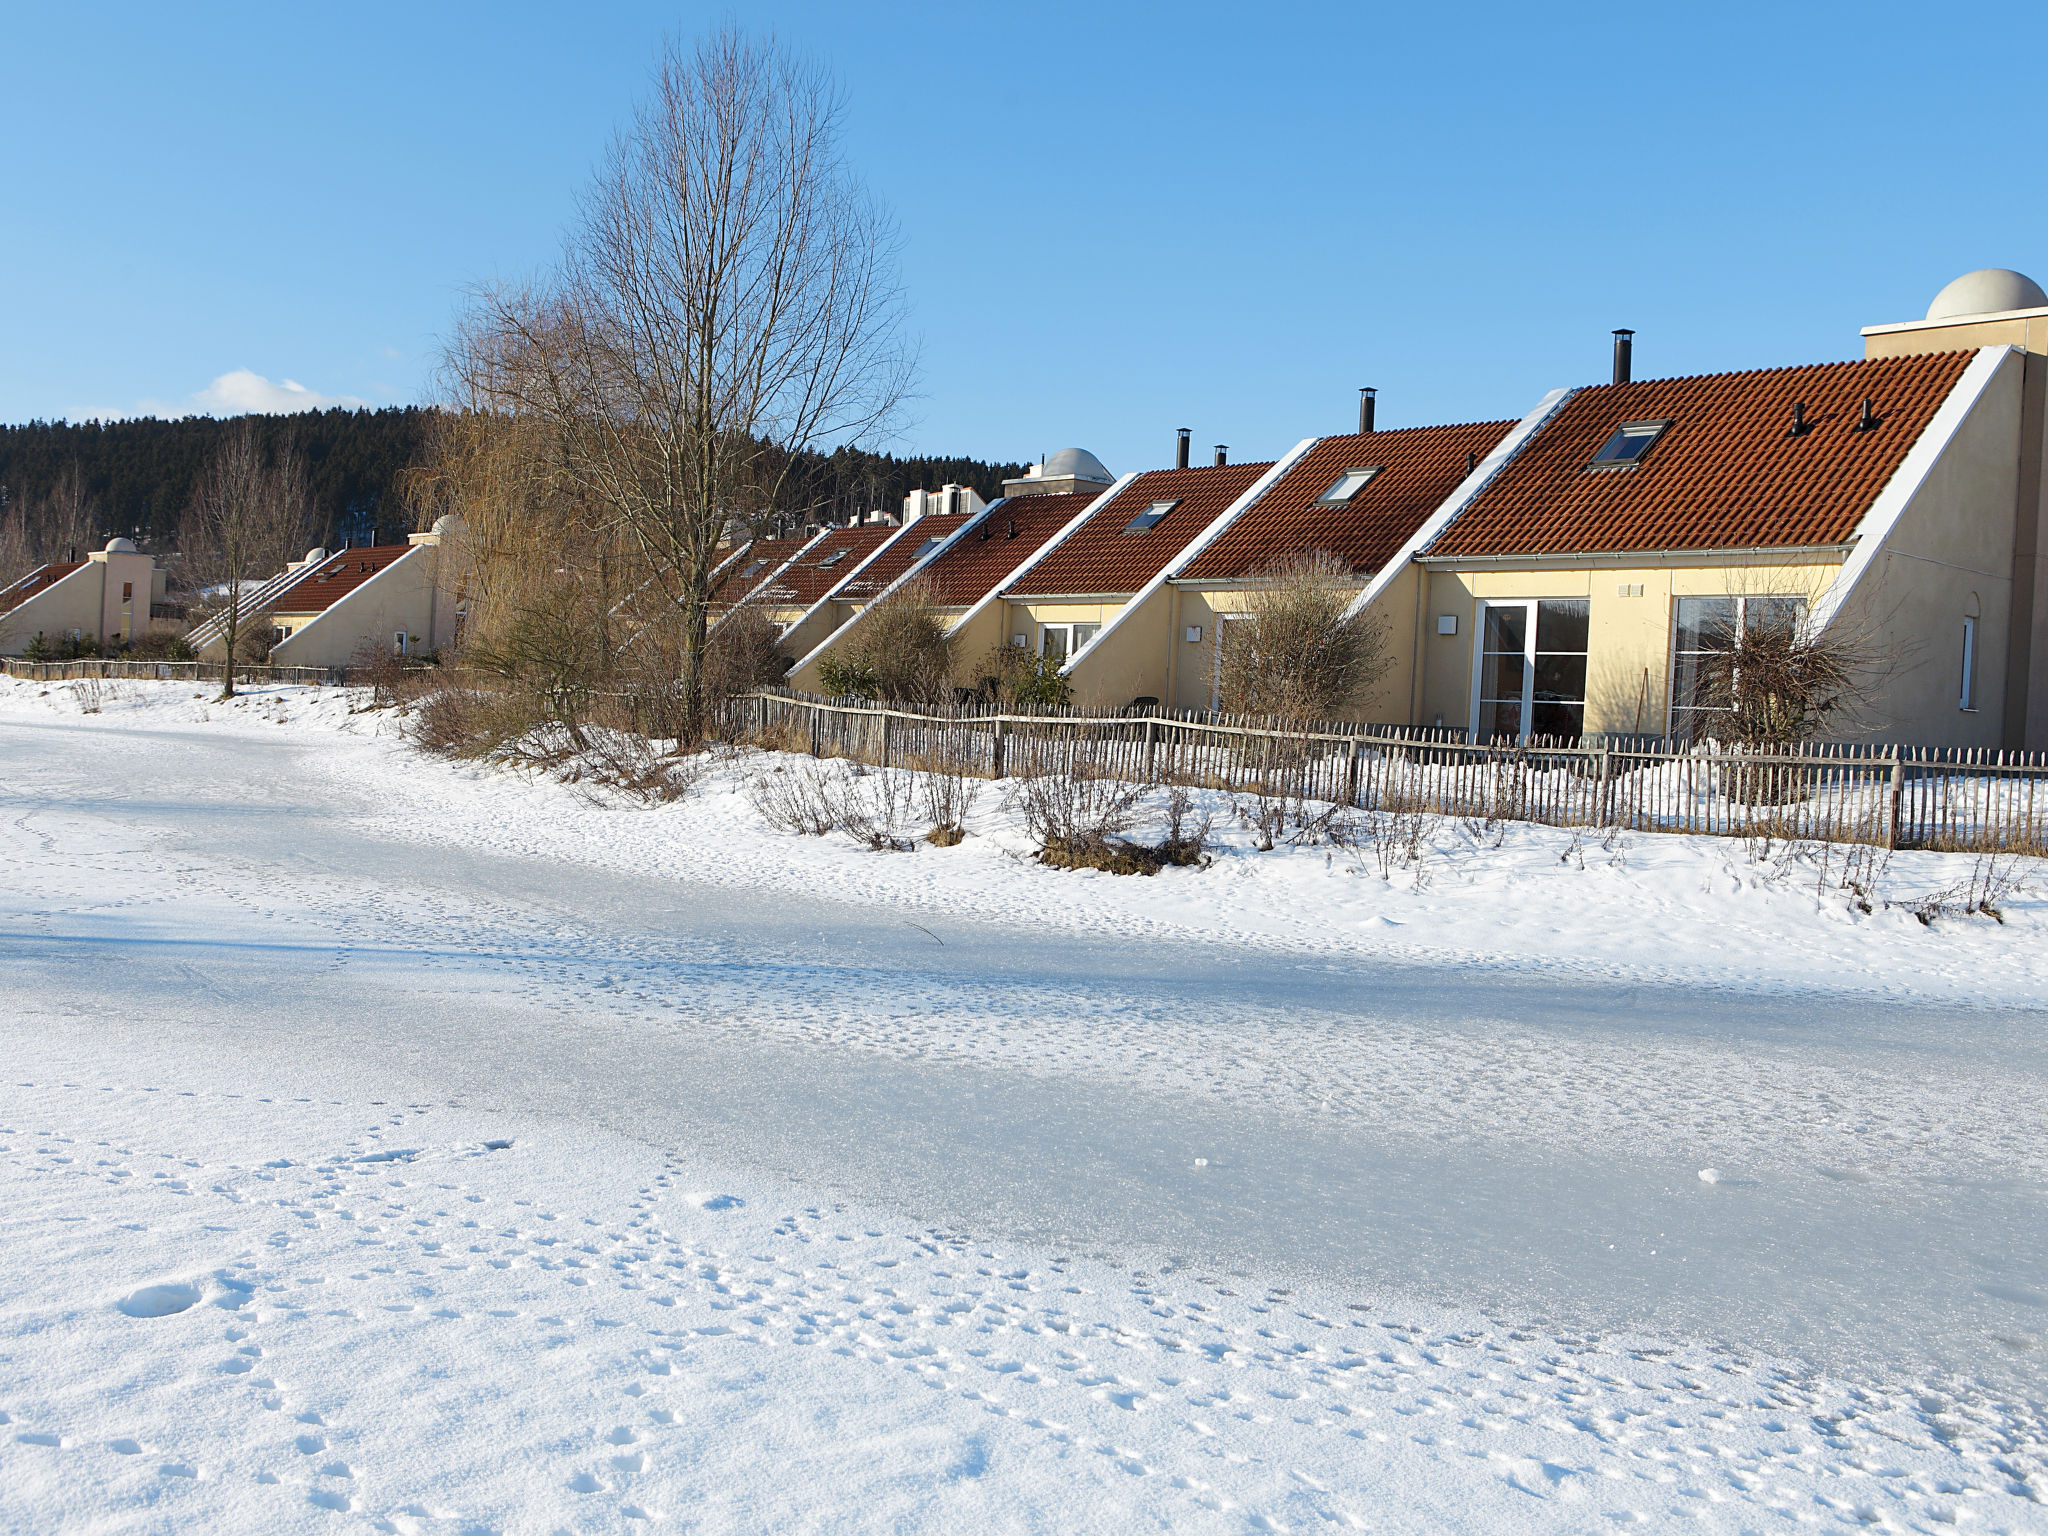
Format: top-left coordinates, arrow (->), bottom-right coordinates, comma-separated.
1473,599 -> 1589,743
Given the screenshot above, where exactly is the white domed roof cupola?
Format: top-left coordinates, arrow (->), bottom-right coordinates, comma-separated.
1926,268 -> 2048,321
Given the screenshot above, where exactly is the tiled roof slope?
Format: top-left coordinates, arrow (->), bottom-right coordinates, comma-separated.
1181,422 -> 1515,581
0,561 -> 85,614
833,514 -> 970,603
273,546 -> 417,614
709,539 -> 806,607
1430,351 -> 1979,558
751,527 -> 894,607
1007,462 -> 1270,597
917,491 -> 1102,607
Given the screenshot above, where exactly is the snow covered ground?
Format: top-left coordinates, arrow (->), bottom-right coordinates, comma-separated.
2,676 -> 2046,1533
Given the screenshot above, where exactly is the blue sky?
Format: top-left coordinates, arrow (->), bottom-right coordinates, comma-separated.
6,1 -> 2044,478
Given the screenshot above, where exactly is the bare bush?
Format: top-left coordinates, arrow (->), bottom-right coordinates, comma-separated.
1215,551 -> 1392,721
747,760 -> 843,836
817,577 -> 954,706
1007,762 -> 1154,873
969,640 -> 1070,709
72,678 -> 108,714
702,605 -> 790,710
1905,853 -> 2030,925
1673,590 -> 1893,747
1156,786 -> 1213,867
910,747 -> 981,845
836,765 -> 918,851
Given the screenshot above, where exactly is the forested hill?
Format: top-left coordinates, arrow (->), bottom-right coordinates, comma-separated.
0,408 -> 1030,552
0,410 -> 431,549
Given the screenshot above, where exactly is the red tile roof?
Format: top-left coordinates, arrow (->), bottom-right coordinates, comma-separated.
1005,463 -> 1271,597
1429,351 -> 1979,558
709,538 -> 806,608
749,527 -> 896,608
916,491 -> 1103,607
1179,422 -> 1514,582
272,546 -> 417,614
833,514 -> 971,603
0,561 -> 86,614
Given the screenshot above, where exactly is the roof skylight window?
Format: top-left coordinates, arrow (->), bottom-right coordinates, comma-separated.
1588,419 -> 1671,471
1123,499 -> 1179,534
740,559 -> 769,579
1315,467 -> 1381,506
913,536 -> 944,559
817,549 -> 848,568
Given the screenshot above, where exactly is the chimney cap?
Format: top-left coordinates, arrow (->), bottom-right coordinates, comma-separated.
1612,328 -> 1635,338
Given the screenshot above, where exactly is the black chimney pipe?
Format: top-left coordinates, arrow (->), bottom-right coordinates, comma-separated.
1214,445 -> 1228,467
1175,427 -> 1190,469
1358,387 -> 1376,435
1612,329 -> 1634,386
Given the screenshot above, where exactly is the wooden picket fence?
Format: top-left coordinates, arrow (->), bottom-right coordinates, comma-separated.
2,658 -> 349,686
731,689 -> 2048,854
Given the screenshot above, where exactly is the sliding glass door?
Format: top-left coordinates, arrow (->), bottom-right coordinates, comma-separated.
1473,599 -> 1589,743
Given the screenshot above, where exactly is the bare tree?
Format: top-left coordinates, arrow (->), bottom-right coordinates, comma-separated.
181,422 -> 313,699
455,27 -> 911,740
816,576 -> 954,706
0,462 -> 102,587
1215,551 -> 1393,722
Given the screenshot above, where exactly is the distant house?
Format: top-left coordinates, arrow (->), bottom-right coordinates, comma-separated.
190,516 -> 467,667
0,538 -> 165,656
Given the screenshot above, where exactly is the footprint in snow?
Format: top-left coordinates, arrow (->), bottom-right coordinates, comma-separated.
118,1282 -> 200,1317
698,1194 -> 743,1211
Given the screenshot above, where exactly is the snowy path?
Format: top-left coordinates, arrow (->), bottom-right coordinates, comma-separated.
2,681 -> 2046,1532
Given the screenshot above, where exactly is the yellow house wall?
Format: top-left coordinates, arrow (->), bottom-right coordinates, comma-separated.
1864,315 -> 2048,359
0,563 -> 104,654
1417,561 -> 1849,738
1038,596 -> 1162,707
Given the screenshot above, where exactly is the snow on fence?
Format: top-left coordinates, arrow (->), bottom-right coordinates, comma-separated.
2,659 -> 348,686
731,690 -> 2048,854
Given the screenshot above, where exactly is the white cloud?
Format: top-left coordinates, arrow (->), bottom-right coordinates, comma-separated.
191,369 -> 370,416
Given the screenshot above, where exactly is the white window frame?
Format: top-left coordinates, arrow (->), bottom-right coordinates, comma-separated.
1468,598 -> 1590,743
1960,616 -> 1977,711
1315,466 -> 1382,506
1667,594 -> 1808,738
1038,622 -> 1099,662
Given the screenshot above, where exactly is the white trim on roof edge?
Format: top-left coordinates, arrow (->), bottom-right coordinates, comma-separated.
1807,345 -> 2016,636
710,527 -> 829,633
946,476 -> 1140,638
786,505 -> 1000,676
775,521 -> 918,646
270,544 -> 425,663
1337,388 -> 1577,622
1061,446 -> 1318,677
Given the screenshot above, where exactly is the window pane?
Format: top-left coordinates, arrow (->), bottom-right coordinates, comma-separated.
1481,651 -> 1526,701
1532,652 -> 1586,701
1528,700 -> 1585,741
1675,597 -> 1736,654
1488,701 -> 1525,739
1671,649 -> 1730,715
1745,596 -> 1803,638
1042,627 -> 1068,659
1535,599 -> 1589,655
1482,605 -> 1526,655
1073,624 -> 1100,648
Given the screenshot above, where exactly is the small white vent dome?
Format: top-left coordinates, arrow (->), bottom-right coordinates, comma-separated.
431,513 -> 466,536
304,546 -> 329,565
1927,268 -> 2048,321
1041,448 -> 1112,484
103,537 -> 138,554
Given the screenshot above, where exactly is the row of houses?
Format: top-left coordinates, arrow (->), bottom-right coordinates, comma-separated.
712,268 -> 2048,750
8,268 -> 2046,749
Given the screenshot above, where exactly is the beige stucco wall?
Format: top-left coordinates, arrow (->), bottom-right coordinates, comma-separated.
1416,560 -> 1847,739
270,545 -> 449,669
1864,314 -> 2048,359
0,563 -> 102,654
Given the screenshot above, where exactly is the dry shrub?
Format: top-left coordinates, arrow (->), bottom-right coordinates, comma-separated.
969,640 -> 1070,709
817,577 -> 954,706
703,605 -> 789,709
901,742 -> 982,845
1216,551 -> 1391,721
1157,786 -> 1213,866
1007,762 -> 1157,873
747,760 -> 842,836
745,758 -> 916,849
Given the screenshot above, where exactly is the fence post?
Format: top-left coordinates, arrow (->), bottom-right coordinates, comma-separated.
1597,746 -> 1612,826
1143,717 -> 1158,782
1345,734 -> 1362,807
880,714 -> 891,769
992,719 -> 1008,780
1887,752 -> 1903,850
